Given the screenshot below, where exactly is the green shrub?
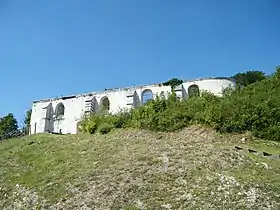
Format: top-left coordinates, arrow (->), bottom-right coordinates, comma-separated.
98,123 -> 114,134
111,110 -> 132,128
79,115 -> 103,134
210,76 -> 280,140
78,114 -> 100,134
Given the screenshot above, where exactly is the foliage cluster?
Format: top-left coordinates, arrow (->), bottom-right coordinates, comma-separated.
162,78 -> 184,90
0,109 -> 31,140
79,66 -> 280,141
0,113 -> 18,135
231,70 -> 266,86
77,109 -> 132,135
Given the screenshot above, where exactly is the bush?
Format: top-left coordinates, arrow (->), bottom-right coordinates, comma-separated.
128,91 -> 220,132
111,110 -> 132,128
129,93 -> 186,131
78,114 -> 100,134
210,76 -> 280,140
98,123 -> 114,134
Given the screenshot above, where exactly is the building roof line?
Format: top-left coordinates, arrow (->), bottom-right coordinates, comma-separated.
33,76 -> 234,103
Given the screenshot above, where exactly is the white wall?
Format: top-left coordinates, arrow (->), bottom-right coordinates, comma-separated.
183,78 -> 235,97
30,97 -> 85,135
30,78 -> 236,135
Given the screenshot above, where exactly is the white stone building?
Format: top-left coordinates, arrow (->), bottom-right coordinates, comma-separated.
30,77 -> 236,135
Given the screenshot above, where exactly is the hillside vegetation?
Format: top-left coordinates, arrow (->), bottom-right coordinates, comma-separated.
1,67 -> 280,209
1,126 -> 280,209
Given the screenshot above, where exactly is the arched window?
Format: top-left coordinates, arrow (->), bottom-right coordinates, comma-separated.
101,97 -> 110,111
188,84 -> 200,98
141,89 -> 153,104
55,103 -> 65,117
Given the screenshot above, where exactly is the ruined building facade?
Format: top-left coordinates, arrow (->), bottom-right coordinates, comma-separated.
30,77 -> 236,135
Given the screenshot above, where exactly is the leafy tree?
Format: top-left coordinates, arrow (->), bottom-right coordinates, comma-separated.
24,109 -> 32,130
163,78 -> 184,90
0,113 -> 18,135
232,70 -> 266,86
271,65 -> 280,79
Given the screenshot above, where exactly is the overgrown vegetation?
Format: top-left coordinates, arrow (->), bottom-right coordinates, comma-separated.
79,66 -> 280,141
1,126 -> 280,209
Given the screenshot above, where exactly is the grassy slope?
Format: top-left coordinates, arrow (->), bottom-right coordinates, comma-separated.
1,125 -> 280,209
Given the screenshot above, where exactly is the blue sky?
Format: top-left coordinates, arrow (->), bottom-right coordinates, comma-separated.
0,0 -> 279,123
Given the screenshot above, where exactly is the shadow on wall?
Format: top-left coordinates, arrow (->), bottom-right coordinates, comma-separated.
43,103 -> 54,133
134,92 -> 141,107
84,97 -> 98,115
92,97 -> 98,112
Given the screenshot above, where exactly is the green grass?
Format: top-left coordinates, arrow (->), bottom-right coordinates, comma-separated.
1,126 -> 280,209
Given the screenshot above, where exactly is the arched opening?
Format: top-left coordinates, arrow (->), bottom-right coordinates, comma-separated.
141,89 -> 153,104
188,84 -> 200,98
101,97 -> 110,111
55,103 -> 65,118
54,102 -> 65,134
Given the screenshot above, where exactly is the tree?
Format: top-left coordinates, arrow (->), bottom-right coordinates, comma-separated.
24,109 -> 32,130
232,70 -> 266,86
271,65 -> 280,79
0,113 -> 18,135
163,78 -> 184,90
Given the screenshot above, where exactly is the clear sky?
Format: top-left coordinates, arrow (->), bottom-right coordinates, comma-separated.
0,0 -> 279,123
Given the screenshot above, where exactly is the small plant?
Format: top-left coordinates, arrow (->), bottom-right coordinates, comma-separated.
98,123 -> 114,134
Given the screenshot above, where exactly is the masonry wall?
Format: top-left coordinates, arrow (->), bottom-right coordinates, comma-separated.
30,78 -> 236,135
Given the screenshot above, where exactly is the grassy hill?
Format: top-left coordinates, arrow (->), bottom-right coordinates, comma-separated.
1,125 -> 280,209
